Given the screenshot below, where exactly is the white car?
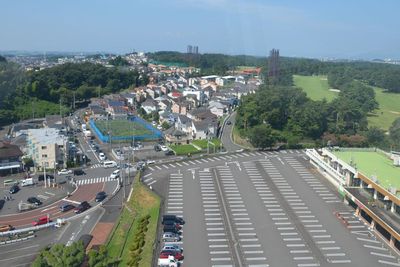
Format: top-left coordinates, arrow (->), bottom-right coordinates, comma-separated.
58,169 -> 72,175
110,169 -> 120,179
160,145 -> 169,151
146,159 -> 155,165
99,152 -> 106,161
162,244 -> 183,253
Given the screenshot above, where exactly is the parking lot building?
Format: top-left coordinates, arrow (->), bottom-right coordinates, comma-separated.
0,141 -> 23,175
26,128 -> 69,170
307,147 -> 400,252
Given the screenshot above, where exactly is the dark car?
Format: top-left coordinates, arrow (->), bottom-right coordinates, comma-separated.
226,121 -> 232,125
38,174 -> 54,181
154,144 -> 161,152
74,201 -> 91,214
162,215 -> 185,225
27,197 -> 42,206
163,225 -> 180,234
0,200 -> 5,210
59,203 -> 75,212
73,169 -> 85,176
163,220 -> 182,229
95,191 -> 107,202
165,150 -> 175,156
9,185 -> 20,194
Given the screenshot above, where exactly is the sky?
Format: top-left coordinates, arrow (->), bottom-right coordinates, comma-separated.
1,0 -> 400,59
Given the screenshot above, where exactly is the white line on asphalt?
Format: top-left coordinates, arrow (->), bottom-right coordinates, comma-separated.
363,244 -> 388,251
377,260 -> 400,266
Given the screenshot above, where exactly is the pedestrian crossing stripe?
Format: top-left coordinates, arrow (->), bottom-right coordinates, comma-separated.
76,176 -> 117,185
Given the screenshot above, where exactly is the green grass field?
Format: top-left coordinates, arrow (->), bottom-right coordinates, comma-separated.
106,174 -> 160,266
170,144 -> 200,155
294,75 -> 400,130
367,87 -> 400,130
94,119 -> 152,137
192,138 -> 222,149
333,150 -> 400,194
293,75 -> 338,102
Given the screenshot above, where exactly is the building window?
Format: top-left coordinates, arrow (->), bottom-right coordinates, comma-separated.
41,146 -> 47,149
42,154 -> 48,158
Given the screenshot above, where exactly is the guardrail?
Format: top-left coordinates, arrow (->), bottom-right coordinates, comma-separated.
0,222 -> 57,237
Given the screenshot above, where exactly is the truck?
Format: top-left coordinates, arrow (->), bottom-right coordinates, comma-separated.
20,178 -> 34,187
18,201 -> 37,212
84,130 -> 92,138
158,256 -> 179,267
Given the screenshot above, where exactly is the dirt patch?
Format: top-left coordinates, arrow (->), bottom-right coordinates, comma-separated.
389,111 -> 400,115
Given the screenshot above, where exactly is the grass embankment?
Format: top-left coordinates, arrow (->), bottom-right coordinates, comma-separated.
170,144 -> 200,155
106,174 -> 160,267
294,75 -> 400,131
192,138 -> 222,149
232,127 -> 253,149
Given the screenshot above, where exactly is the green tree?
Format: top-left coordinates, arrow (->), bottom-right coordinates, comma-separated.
389,118 -> 400,148
88,245 -> 119,267
32,241 -> 85,267
248,124 -> 278,149
365,127 -> 385,146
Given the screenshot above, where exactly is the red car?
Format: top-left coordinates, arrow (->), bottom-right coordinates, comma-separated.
32,216 -> 51,226
160,250 -> 184,261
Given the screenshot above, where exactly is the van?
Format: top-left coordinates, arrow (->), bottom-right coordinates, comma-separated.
21,178 -> 34,187
0,225 -> 14,232
103,160 -> 117,169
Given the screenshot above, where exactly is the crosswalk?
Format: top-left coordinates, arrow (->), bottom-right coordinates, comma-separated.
147,150 -> 305,172
89,164 -> 103,169
75,176 -> 117,185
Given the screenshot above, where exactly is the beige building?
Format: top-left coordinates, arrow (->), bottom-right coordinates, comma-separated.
27,128 -> 69,170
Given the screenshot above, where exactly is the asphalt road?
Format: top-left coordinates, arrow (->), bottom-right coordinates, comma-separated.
145,150 -> 400,267
220,112 -> 245,152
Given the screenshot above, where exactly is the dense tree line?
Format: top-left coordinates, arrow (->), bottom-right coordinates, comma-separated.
0,61 -> 148,127
236,81 -> 380,148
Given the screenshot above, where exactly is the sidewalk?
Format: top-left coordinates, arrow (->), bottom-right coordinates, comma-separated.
87,222 -> 114,251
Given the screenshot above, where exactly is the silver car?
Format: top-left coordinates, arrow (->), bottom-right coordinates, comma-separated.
162,232 -> 181,242
162,244 -> 183,253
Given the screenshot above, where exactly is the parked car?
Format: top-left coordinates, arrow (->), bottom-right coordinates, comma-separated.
57,169 -> 72,175
162,244 -> 183,253
9,184 -> 19,194
162,232 -> 181,242
27,197 -> 42,206
32,216 -> 51,226
98,152 -> 106,161
59,203 -> 75,212
163,225 -> 180,234
146,159 -> 155,165
0,200 -> 5,210
160,145 -> 169,151
154,144 -> 161,152
159,250 -> 184,261
226,121 -> 232,125
95,191 -> 107,202
73,169 -> 85,176
74,201 -> 91,214
162,215 -> 185,225
163,220 -> 182,229
110,169 -> 120,179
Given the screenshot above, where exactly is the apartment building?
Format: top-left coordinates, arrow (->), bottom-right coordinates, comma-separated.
27,128 -> 69,170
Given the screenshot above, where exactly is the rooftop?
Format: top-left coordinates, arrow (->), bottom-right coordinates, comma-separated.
28,128 -> 68,145
333,149 -> 400,192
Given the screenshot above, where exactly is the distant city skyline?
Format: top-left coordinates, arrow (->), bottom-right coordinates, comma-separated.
1,0 -> 400,59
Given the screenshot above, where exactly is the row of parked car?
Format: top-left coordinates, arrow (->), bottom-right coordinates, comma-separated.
159,214 -> 185,267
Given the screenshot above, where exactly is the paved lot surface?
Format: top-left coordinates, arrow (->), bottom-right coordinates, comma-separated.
147,150 -> 400,267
